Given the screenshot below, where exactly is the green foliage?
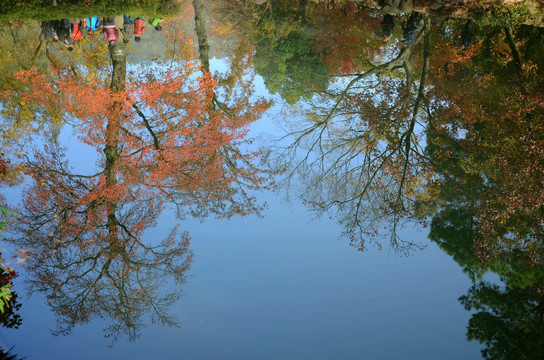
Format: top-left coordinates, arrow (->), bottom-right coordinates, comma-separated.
428,207 -> 485,280
468,2 -> 530,29
459,280 -> 544,360
517,25 -> 544,74
0,280 -> 12,314
0,290 -> 22,329
0,206 -> 19,235
0,206 -> 19,316
0,0 -> 180,20
254,26 -> 328,104
253,13 -> 329,104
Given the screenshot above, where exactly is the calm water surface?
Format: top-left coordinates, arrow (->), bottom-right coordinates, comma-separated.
1,1 -> 543,359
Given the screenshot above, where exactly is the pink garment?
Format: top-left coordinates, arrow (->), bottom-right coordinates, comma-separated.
103,26 -> 119,45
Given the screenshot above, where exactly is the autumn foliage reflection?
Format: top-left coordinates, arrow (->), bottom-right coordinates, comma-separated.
422,21 -> 544,265
266,2 -> 431,253
6,14 -> 270,340
248,1 -> 544,259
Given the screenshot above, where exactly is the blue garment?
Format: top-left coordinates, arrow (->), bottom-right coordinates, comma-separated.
85,16 -> 102,31
402,24 -> 418,44
123,15 -> 134,24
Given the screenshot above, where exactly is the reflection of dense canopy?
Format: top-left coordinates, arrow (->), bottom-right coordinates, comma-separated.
206,4 -> 544,355
460,278 -> 544,360
252,0 -> 329,104
244,1 -> 544,256
423,20 -> 544,263
428,155 -> 544,358
439,224 -> 544,359
426,102 -> 544,358
271,5 -> 431,252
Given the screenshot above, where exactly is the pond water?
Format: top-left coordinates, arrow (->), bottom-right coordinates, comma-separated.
1,1 -> 543,359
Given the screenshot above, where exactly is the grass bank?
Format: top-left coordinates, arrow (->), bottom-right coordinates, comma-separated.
0,0 -> 181,20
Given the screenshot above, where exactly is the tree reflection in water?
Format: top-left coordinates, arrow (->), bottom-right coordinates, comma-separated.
1,0 -> 544,354
431,192 -> 544,358
243,1 -> 544,259
1,1 -> 270,343
222,1 -> 544,356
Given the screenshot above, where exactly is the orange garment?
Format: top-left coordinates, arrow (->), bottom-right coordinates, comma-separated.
134,18 -> 146,36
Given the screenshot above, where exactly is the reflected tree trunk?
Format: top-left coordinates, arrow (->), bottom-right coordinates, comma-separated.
105,41 -> 126,243
193,0 -> 210,73
298,0 -> 307,22
109,42 -> 126,92
504,26 -> 523,70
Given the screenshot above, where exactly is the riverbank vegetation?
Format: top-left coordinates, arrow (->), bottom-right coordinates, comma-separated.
0,0 -> 181,20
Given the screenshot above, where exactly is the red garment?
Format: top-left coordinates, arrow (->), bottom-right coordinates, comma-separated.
134,18 -> 146,36
103,27 -> 118,44
72,23 -> 83,41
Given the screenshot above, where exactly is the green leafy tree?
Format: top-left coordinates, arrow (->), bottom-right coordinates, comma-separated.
460,274 -> 544,359
251,0 -> 329,104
